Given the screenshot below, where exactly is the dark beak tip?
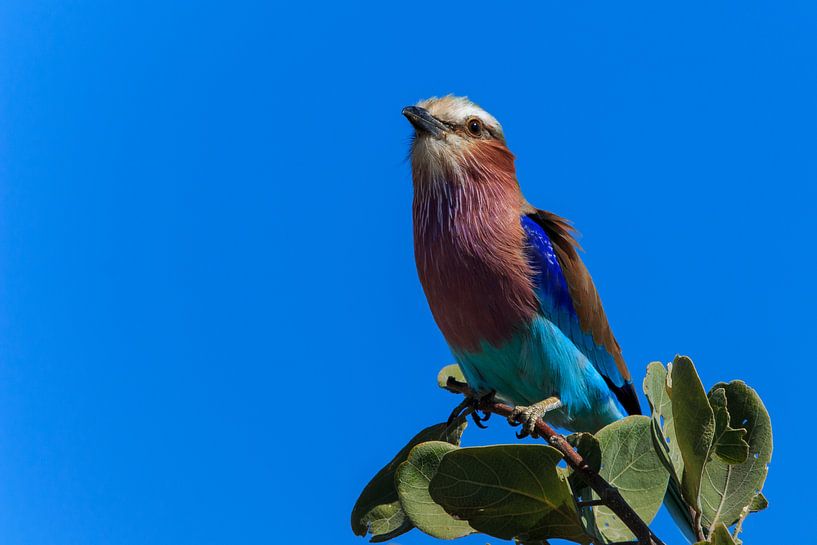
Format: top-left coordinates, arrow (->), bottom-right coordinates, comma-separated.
402,105 -> 445,137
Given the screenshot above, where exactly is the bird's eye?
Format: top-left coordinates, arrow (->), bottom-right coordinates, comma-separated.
466,118 -> 483,136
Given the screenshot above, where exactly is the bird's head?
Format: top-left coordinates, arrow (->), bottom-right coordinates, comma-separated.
403,96 -> 516,189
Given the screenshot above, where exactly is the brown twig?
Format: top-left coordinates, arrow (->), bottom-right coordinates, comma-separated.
446,378 -> 666,545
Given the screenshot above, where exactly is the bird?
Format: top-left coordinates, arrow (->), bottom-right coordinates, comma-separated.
402,95 -> 641,437
402,96 -> 697,544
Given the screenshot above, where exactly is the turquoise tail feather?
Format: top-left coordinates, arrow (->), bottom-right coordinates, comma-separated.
453,316 -> 627,434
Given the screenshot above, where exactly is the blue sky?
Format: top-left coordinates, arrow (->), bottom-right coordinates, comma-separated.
1,1 -> 815,544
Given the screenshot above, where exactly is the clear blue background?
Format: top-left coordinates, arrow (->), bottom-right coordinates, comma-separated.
1,2 -> 813,544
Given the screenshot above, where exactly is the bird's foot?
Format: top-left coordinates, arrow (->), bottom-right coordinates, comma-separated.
448,390 -> 496,429
507,396 -> 563,439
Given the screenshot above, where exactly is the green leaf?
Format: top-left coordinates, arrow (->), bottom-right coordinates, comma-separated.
351,421 -> 467,541
699,381 -> 772,531
429,444 -> 590,544
749,492 -> 768,513
437,364 -> 467,389
668,355 -> 715,511
643,361 -> 683,483
591,416 -> 671,542
395,441 -> 474,539
692,523 -> 738,545
708,388 -> 749,464
708,522 -> 737,545
360,503 -> 412,543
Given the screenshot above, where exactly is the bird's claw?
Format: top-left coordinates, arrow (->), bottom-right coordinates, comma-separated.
508,406 -> 544,438
471,409 -> 490,428
447,391 -> 496,428
507,397 -> 562,439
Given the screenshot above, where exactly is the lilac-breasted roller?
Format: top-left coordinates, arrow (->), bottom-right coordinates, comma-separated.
403,96 -> 641,437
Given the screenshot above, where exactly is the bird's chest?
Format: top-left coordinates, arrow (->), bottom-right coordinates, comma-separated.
414,223 -> 538,352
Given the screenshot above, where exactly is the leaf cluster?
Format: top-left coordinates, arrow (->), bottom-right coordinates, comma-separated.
644,357 -> 772,543
351,356 -> 772,544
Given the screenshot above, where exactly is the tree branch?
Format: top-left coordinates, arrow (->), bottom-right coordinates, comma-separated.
445,378 -> 666,545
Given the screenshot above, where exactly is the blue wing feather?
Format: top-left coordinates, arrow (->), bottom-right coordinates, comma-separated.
520,216 -> 627,390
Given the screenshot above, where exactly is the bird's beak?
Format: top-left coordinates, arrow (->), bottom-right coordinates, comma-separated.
402,106 -> 448,138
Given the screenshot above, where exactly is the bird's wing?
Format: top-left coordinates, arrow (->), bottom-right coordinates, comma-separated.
521,209 -> 641,416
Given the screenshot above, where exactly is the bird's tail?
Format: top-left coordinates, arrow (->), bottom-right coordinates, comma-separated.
663,478 -> 697,544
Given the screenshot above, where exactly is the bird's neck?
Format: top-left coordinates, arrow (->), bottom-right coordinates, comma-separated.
411,150 -> 538,352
